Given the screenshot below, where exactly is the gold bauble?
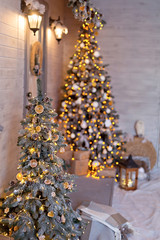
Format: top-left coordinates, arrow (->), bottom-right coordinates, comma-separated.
36,126 -> 41,132
95,31 -> 99,36
89,23 -> 95,29
48,211 -> 54,217
30,159 -> 38,168
35,105 -> 44,114
92,82 -> 96,87
79,5 -> 85,11
53,135 -> 59,141
68,90 -> 73,96
80,66 -> 86,71
16,172 -> 23,181
64,182 -> 69,189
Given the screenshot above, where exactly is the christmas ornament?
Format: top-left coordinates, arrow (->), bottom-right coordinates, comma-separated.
106,108 -> 111,114
71,133 -> 76,139
92,88 -> 96,93
68,90 -> 73,95
92,82 -> 96,87
80,81 -> 84,87
78,109 -> 83,114
92,160 -> 100,168
103,149 -> 107,154
94,51 -> 100,58
88,127 -> 93,133
105,119 -> 112,127
17,196 -> 22,202
73,83 -> 79,90
81,120 -> 87,129
51,192 -> 56,198
4,208 -> 9,214
108,146 -> 112,151
35,105 -> 44,114
89,22 -> 94,28
81,66 -> 85,71
44,179 -> 51,185
60,147 -> 65,153
113,141 -> 118,146
76,97 -> 82,105
64,182 -> 69,189
14,226 -> 19,232
80,42 -> 84,48
93,101 -> 99,108
30,159 -> 38,168
36,126 -> 41,132
79,5 -> 85,11
107,159 -> 113,164
32,117 -> 37,123
85,59 -> 90,64
95,31 -> 99,36
16,173 -> 23,181
27,92 -> 32,98
61,101 -> 66,107
100,75 -> 105,81
87,107 -> 92,112
61,214 -> 66,223
48,211 -> 54,217
38,235 -> 45,240
53,135 -> 59,141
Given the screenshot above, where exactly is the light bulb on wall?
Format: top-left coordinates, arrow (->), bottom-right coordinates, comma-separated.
49,16 -> 68,43
28,12 -> 42,35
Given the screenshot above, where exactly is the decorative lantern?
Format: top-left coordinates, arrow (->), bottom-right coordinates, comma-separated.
27,11 -> 42,35
49,16 -> 68,43
119,155 -> 139,190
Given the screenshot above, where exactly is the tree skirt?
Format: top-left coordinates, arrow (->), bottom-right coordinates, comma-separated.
112,168 -> 160,240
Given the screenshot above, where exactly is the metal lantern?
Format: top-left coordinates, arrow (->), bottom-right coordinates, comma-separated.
49,16 -> 68,43
27,11 -> 42,35
119,155 -> 139,190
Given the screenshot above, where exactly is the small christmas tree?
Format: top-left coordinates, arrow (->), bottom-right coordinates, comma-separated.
0,78 -> 85,240
60,22 -> 123,178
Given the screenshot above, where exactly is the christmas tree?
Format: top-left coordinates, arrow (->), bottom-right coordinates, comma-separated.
0,77 -> 85,240
60,22 -> 123,178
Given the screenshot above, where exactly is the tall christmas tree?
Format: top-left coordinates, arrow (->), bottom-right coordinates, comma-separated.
0,77 -> 85,240
60,22 -> 123,178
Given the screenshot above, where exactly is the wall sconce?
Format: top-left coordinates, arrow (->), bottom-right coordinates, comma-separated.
49,16 -> 68,43
21,0 -> 43,35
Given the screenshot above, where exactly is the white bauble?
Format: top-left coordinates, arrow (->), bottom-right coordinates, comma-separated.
61,101 -> 66,107
76,97 -> 82,105
73,84 -> 79,90
92,160 -> 100,168
81,120 -> 87,129
80,42 -> 85,48
103,149 -> 107,154
71,133 -> 76,139
103,93 -> 107,99
100,75 -> 105,81
113,141 -> 118,146
105,119 -> 112,127
108,146 -> 112,151
85,59 -> 90,64
96,21 -> 101,28
93,101 -> 99,108
80,81 -> 84,87
106,108 -> 111,114
92,88 -> 96,93
88,128 -> 93,133
99,140 -> 103,145
68,113 -> 72,117
78,109 -> 83,114
94,51 -> 100,58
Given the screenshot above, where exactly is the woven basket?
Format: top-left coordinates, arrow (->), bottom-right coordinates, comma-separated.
122,137 -> 156,169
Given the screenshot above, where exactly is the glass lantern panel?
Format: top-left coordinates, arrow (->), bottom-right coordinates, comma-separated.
120,168 -> 126,187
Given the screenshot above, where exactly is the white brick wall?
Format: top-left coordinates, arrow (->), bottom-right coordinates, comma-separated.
90,0 -> 160,167
0,0 -> 25,190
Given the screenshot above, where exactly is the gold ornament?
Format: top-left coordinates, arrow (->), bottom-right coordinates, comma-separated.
4,208 -> 9,214
88,107 -> 92,112
14,226 -> 19,232
48,211 -> 54,217
63,182 -> 69,189
80,5 -> 85,11
30,159 -> 38,168
109,101 -> 113,106
16,172 -> 23,181
60,147 -> 65,153
92,82 -> 96,87
44,179 -> 51,185
35,105 -> 44,114
80,66 -> 86,71
53,135 -> 59,141
32,117 -> 37,123
61,214 -> 66,223
36,126 -> 41,132
89,23 -> 94,28
68,90 -> 73,95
